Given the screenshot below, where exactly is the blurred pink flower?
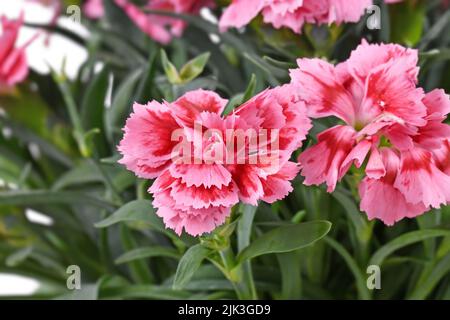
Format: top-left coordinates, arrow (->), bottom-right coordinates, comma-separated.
0,14 -> 35,88
84,0 -> 214,44
219,0 -> 372,33
83,0 -> 105,19
290,40 -> 450,225
118,87 -> 311,236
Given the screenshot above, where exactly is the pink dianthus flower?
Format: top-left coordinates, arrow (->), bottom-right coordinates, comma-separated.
118,86 -> 311,236
290,40 -> 450,225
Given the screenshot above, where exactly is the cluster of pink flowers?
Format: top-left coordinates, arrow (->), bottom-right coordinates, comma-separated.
5,1 -> 448,236
290,40 -> 450,225
32,0 -> 447,48
219,0 -> 450,34
83,0 -> 105,19
81,0 -> 406,43
118,87 -> 311,236
219,0 -> 403,34
83,0 -> 214,44
119,40 -> 450,235
0,14 -> 35,89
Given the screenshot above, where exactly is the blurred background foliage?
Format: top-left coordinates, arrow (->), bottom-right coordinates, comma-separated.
1,0 -> 450,300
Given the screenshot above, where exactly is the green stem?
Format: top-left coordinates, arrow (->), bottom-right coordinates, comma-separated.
136,179 -> 147,200
54,74 -> 89,156
219,247 -> 257,300
237,205 -> 258,300
89,158 -> 123,206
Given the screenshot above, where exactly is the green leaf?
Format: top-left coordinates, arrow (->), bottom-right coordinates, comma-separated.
419,10 -> 450,50
370,229 -> 450,266
237,205 -> 257,252
390,2 -> 425,46
105,69 -> 142,142
324,237 -> 371,300
420,49 -> 450,74
0,89 -> 49,136
262,56 -> 296,69
101,285 -> 192,300
102,0 -> 152,53
81,67 -> 109,131
241,74 -> 257,103
100,154 -> 121,164
277,251 -> 302,300
119,225 -> 154,283
115,246 -> 180,264
160,49 -> 182,84
237,221 -> 332,262
0,118 -> 73,168
5,247 -> 33,267
221,74 -> 257,116
236,204 -> 258,299
408,252 -> 450,299
173,244 -> 210,290
94,200 -> 162,230
333,189 -> 372,244
135,51 -> 158,103
52,161 -> 101,190
179,52 -> 210,84
243,52 -> 286,82
0,190 -> 116,211
222,93 -> 244,116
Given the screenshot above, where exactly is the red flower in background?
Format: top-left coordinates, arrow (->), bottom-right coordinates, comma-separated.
219,0 -> 373,33
0,14 -> 36,89
83,0 -> 214,44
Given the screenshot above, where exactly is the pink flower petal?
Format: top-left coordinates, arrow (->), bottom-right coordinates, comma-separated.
366,146 -> 386,179
156,205 -> 231,236
433,139 -> 450,175
290,58 -> 356,125
230,164 -> 264,205
359,177 -> 427,226
359,148 -> 427,225
346,40 -> 419,87
0,14 -> 32,87
169,179 -> 239,209
169,163 -> 232,188
394,148 -> 450,208
118,102 -> 180,179
261,161 -> 300,203
359,58 -> 426,127
340,139 -> 372,176
328,0 -> 373,24
218,0 -> 266,32
171,89 -> 228,128
298,125 -> 356,192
